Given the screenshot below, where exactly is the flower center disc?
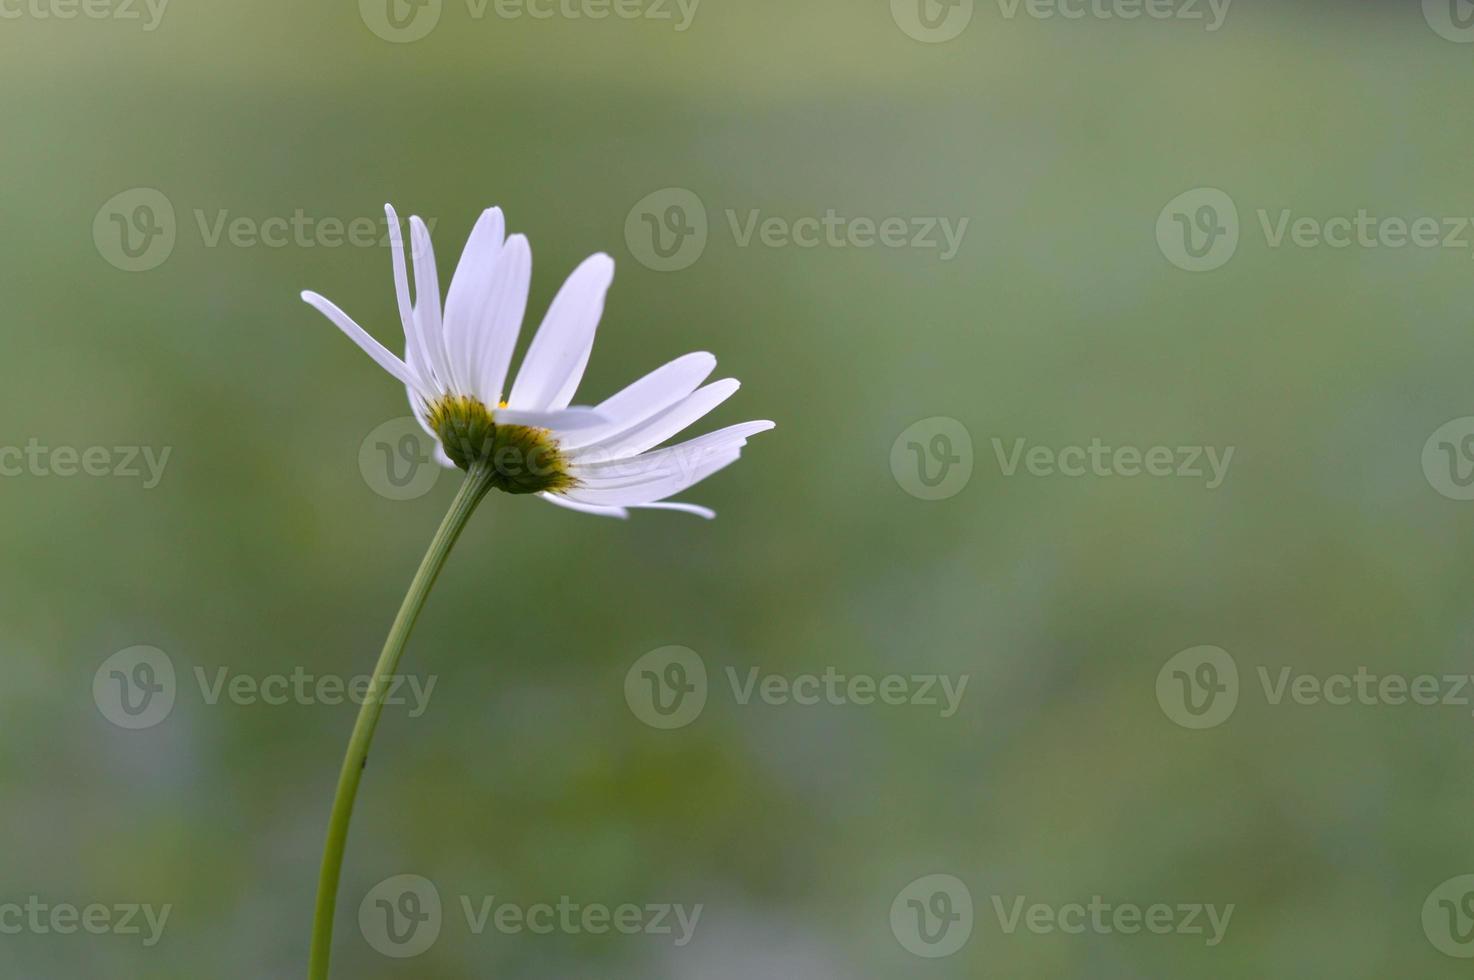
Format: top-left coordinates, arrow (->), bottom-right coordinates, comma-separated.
426,395 -> 575,494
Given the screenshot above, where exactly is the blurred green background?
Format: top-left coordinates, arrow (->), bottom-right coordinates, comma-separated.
5,0 -> 1474,976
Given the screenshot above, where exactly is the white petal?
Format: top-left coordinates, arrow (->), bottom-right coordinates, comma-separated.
564,449 -> 742,507
538,493 -> 629,519
403,318 -> 435,411
575,379 -> 740,461
493,406 -> 606,432
404,319 -> 429,392
508,253 -> 614,411
301,291 -> 428,395
559,352 -> 716,451
407,387 -> 433,434
474,234 -> 531,405
633,501 -> 716,519
571,420 -> 774,485
410,216 -> 453,391
402,380 -> 458,468
443,208 -> 506,396
385,204 -> 438,391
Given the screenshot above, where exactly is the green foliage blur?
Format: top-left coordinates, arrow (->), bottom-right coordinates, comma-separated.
4,1 -> 1474,976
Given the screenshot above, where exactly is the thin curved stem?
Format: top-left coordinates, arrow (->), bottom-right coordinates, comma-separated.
307,464 -> 493,979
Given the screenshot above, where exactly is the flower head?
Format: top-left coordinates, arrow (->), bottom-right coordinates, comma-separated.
303,204 -> 772,517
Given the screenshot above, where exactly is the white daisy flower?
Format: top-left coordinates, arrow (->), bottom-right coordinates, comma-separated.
302,204 -> 772,519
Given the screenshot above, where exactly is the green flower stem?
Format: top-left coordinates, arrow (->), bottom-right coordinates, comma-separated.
308,463 -> 494,980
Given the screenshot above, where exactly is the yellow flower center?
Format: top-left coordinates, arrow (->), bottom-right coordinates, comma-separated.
425,394 -> 576,494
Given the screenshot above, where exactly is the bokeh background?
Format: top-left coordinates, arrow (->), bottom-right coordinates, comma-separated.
5,0 -> 1474,976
